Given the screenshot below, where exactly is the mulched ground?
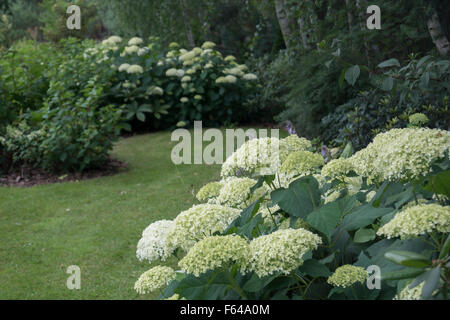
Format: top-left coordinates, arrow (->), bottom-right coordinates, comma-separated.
0,159 -> 128,187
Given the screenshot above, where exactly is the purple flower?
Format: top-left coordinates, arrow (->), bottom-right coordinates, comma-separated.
285,120 -> 297,135
321,145 -> 330,163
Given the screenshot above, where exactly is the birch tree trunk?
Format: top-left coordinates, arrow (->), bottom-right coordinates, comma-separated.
180,0 -> 195,48
274,0 -> 294,48
427,12 -> 450,56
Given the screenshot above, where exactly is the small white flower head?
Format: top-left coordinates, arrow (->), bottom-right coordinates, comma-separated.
107,35 -> 122,44
409,113 -> 430,127
118,63 -> 131,72
124,45 -> 140,54
166,204 -> 241,252
215,177 -> 268,209
321,158 -> 354,181
169,42 -> 180,49
128,37 -> 144,46
179,235 -> 249,277
194,95 -> 202,101
179,51 -> 197,62
176,69 -> 185,78
127,65 -> 144,74
242,229 -> 322,277
201,41 -> 216,49
278,150 -> 324,186
224,75 -> 237,83
180,97 -> 189,103
136,220 -> 174,263
377,203 -> 450,239
224,55 -> 236,62
147,86 -> 164,96
181,76 -> 191,82
327,265 -> 368,288
196,181 -> 223,202
134,266 -> 176,294
394,282 -> 426,300
166,68 -> 178,77
243,73 -> 258,81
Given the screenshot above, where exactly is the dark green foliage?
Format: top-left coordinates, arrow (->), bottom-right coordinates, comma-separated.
322,55 -> 450,148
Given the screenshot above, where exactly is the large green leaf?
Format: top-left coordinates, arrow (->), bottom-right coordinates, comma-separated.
271,176 -> 320,219
424,170 -> 450,198
384,250 -> 431,268
340,204 -> 393,231
242,273 -> 279,293
345,65 -> 360,86
298,259 -> 331,278
353,228 -> 376,243
377,58 -> 400,68
381,268 -> 425,281
306,202 -> 342,241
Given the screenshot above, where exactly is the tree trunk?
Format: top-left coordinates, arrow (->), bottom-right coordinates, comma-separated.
274,0 -> 294,48
180,0 -> 195,48
427,12 -> 450,56
298,17 -> 309,49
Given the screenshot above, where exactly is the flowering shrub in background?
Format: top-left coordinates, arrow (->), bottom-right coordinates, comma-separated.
0,36 -> 260,173
134,128 -> 449,300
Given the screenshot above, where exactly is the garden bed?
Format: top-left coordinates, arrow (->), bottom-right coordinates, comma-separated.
0,158 -> 128,187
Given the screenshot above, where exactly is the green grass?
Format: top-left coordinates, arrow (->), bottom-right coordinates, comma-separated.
0,131 -> 221,299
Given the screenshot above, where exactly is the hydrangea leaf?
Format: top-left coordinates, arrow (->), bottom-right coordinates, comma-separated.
270,176 -> 320,219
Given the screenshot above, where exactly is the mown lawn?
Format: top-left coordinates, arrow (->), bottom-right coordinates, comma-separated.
0,131 -> 220,299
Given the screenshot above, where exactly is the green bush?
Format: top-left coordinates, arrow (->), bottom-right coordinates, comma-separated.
0,40 -> 56,122
322,54 -> 450,149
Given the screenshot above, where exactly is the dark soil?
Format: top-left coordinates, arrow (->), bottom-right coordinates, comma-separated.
0,158 -> 128,187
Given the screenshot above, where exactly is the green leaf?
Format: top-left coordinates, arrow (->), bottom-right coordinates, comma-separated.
353,228 -> 376,243
136,112 -> 146,122
384,250 -> 431,268
306,202 -> 342,241
381,268 -> 425,281
341,142 -> 353,158
271,176 -> 320,219
298,259 -> 331,278
340,205 -> 393,231
242,274 -> 278,293
421,267 -> 441,299
424,170 -> 450,198
439,234 -> 450,259
381,76 -> 394,91
378,58 -> 400,68
345,65 -> 360,86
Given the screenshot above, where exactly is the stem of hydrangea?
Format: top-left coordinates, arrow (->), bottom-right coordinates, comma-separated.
224,270 -> 247,300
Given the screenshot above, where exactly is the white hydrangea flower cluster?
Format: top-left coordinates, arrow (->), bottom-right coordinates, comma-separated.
349,128 -> 450,182
196,181 -> 224,202
178,235 -> 249,277
221,137 -> 283,177
377,203 -> 450,239
321,158 -> 354,180
394,282 -> 425,300
136,220 -> 174,263
242,229 -> 322,277
277,150 -> 324,187
327,265 -> 368,288
134,266 -> 176,294
220,135 -> 313,179
214,177 -> 268,209
166,204 -> 241,251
